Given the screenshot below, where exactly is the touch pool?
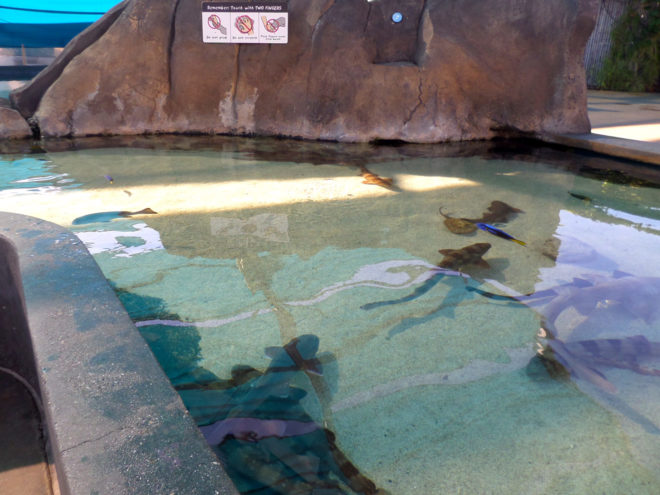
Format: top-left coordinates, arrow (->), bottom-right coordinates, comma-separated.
1,138 -> 659,494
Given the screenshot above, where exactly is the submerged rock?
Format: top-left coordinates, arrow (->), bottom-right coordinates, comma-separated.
9,0 -> 598,141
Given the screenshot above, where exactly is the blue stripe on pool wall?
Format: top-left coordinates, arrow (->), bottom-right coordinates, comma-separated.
0,1 -> 117,24
0,1 -> 119,47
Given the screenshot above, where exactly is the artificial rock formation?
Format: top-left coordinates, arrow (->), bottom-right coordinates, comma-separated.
0,103 -> 32,139
10,0 -> 599,142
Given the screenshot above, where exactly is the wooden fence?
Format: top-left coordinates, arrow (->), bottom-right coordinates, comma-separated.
584,0 -> 628,88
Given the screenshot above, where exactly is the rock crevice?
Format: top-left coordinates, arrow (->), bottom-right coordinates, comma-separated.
167,0 -> 182,93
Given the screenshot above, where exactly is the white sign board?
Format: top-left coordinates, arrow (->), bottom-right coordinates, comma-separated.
202,2 -> 288,44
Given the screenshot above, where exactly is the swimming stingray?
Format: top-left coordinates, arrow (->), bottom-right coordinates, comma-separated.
471,272 -> 660,332
536,331 -> 660,394
264,336 -> 324,376
359,165 -> 394,189
440,201 -> 523,234
177,335 -> 386,494
438,242 -> 491,270
470,273 -> 660,394
359,245 -> 492,339
530,273 -> 660,335
72,207 -> 157,225
528,332 -> 660,434
384,280 -> 476,339
464,200 -> 523,224
359,269 -> 483,339
439,208 -> 477,234
360,271 -> 449,311
180,335 -> 325,426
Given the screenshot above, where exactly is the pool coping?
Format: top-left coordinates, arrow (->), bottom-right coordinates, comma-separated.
540,132 -> 660,166
0,212 -> 238,495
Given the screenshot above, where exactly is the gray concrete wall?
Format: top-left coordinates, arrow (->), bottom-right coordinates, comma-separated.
0,212 -> 238,495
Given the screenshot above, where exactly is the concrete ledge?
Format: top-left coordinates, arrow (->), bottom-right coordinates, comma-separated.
0,212 -> 238,495
540,132 -> 660,166
0,234 -> 39,395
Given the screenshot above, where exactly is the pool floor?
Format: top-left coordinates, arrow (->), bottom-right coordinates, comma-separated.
1,138 -> 660,494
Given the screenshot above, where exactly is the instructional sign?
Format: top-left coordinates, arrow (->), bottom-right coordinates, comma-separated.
202,2 -> 288,44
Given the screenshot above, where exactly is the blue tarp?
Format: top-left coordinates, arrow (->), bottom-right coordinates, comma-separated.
0,1 -> 118,47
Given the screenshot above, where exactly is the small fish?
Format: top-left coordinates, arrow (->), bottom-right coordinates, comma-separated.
72,207 -> 157,225
569,192 -> 592,202
475,223 -> 526,246
104,174 -> 114,184
438,242 -> 491,270
439,208 -> 477,234
360,166 -> 393,188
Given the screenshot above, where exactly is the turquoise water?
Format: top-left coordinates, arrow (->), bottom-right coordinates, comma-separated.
1,138 -> 660,494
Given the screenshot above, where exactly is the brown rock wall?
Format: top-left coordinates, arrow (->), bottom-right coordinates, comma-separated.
0,105 -> 32,139
9,0 -> 599,142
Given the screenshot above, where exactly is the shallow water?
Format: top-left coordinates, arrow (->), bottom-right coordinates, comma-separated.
1,137 -> 660,494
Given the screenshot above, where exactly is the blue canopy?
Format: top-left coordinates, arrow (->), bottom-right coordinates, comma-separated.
0,1 -> 118,47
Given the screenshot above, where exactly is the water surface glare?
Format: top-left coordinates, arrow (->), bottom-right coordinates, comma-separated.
1,138 -> 659,494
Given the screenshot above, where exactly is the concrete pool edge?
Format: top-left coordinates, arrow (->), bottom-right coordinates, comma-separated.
0,212 -> 238,495
540,132 -> 660,166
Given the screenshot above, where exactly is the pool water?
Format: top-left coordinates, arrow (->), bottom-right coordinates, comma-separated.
1,137 -> 660,494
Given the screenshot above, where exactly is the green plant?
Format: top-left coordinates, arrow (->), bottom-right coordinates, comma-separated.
598,0 -> 660,92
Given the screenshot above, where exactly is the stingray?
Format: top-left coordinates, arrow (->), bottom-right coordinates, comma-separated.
438,243 -> 491,270
540,275 -> 660,332
471,273 -> 660,393
177,335 -> 386,494
385,281 -> 476,339
359,270 -> 478,338
471,272 -> 660,331
439,208 -> 477,234
440,201 -> 523,235
264,334 -> 324,376
360,165 -> 394,189
465,200 -> 523,224
360,271 -> 448,311
467,273 -> 660,433
537,332 -> 660,394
